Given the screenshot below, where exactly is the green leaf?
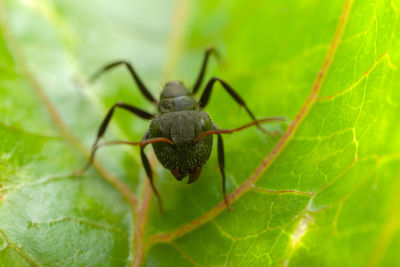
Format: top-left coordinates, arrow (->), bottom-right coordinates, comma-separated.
1,0 -> 400,266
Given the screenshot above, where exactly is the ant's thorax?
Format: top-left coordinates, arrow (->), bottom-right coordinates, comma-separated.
158,81 -> 199,113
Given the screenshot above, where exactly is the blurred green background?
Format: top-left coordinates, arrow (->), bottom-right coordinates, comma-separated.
1,0 -> 400,266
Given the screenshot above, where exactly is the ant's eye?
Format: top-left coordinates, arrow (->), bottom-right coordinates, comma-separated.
200,119 -> 205,129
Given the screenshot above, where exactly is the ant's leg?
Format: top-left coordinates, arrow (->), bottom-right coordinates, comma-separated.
193,117 -> 286,144
141,148 -> 164,213
192,47 -> 220,95
141,132 -> 164,213
92,102 -> 154,148
76,137 -> 172,215
195,118 -> 286,210
76,103 -> 154,174
90,61 -> 157,104
86,102 -> 153,168
217,134 -> 232,210
199,77 -> 268,133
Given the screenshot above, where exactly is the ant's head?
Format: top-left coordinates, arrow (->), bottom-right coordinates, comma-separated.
158,81 -> 198,113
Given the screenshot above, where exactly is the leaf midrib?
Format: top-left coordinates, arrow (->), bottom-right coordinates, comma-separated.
146,0 -> 355,247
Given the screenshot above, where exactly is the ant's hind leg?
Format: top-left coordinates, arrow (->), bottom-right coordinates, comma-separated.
199,77 -> 277,135
90,61 -> 157,104
217,134 -> 232,210
92,102 -> 153,150
77,102 -> 154,175
140,132 -> 164,213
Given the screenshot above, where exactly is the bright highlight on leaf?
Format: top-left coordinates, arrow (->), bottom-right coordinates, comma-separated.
291,213 -> 312,249
1,0 -> 400,266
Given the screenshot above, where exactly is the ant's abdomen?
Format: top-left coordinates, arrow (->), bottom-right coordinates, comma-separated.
149,110 -> 215,176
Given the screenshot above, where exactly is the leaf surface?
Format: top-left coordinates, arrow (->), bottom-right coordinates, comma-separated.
0,0 -> 400,266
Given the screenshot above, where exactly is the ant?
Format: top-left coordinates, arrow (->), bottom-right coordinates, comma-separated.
77,47 -> 285,212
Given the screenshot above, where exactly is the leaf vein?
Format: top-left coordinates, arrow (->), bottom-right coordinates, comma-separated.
147,0 -> 355,245
0,229 -> 38,266
0,1 -> 138,209
317,52 -> 388,101
29,217 -> 128,234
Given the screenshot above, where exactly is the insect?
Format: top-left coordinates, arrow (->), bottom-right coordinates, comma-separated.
78,48 -> 285,212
